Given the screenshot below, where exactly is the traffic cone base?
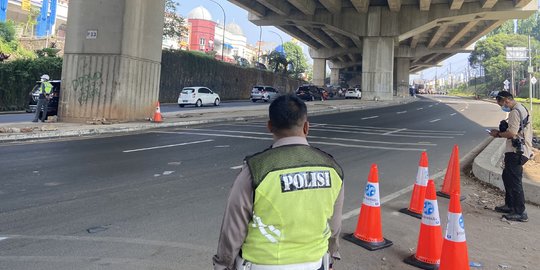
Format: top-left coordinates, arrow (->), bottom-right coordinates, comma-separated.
436,191 -> 466,201
398,207 -> 422,219
343,233 -> 393,251
403,255 -> 438,270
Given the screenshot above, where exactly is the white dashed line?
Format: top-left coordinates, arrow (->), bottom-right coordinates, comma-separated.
396,111 -> 407,114
428,105 -> 433,107
361,116 -> 379,120
123,139 -> 214,153
417,108 -> 424,110
230,165 -> 243,170
450,113 -> 457,116
0,237 -> 8,241
382,128 -> 407,136
430,119 -> 441,123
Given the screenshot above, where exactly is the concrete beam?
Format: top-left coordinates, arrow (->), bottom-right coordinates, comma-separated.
481,0 -> 499,8
463,20 -> 504,48
388,0 -> 402,12
319,0 -> 342,14
309,47 -> 363,59
427,25 -> 449,48
514,0 -> 533,8
287,0 -> 316,15
450,0 -> 465,10
424,53 -> 441,64
420,0 -> 431,11
229,0 -> 266,17
279,25 -> 323,48
328,60 -> 362,69
321,28 -> 352,48
350,0 -> 369,13
445,21 -> 478,48
297,26 -> 336,48
258,0 -> 292,15
410,35 -> 420,48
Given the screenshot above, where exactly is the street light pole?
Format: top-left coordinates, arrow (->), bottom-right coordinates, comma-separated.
209,0 -> 225,61
257,26 -> 262,63
269,30 -> 284,71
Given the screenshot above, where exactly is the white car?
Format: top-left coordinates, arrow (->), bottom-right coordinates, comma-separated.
178,87 -> 220,107
345,88 -> 362,99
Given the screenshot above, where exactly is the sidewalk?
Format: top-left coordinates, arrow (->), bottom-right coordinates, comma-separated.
0,98 -> 412,143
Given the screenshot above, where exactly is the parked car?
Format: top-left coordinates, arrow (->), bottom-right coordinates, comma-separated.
488,90 -> 500,98
178,87 -> 220,107
345,88 -> 362,99
296,85 -> 323,101
250,86 -> 280,102
27,80 -> 61,117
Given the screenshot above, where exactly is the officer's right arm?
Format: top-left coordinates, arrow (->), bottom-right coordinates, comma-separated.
328,182 -> 344,264
213,164 -> 254,270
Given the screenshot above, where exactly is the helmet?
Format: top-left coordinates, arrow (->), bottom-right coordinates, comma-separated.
40,74 -> 50,81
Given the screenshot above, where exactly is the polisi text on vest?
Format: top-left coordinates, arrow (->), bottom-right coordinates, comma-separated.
280,170 -> 332,192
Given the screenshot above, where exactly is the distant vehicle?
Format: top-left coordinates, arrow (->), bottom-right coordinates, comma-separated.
296,85 -> 323,101
250,86 -> 280,102
489,90 -> 500,98
27,80 -> 61,117
178,87 -> 220,107
344,88 -> 362,99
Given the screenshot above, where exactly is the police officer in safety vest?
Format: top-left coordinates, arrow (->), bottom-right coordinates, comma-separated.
213,95 -> 345,270
32,74 -> 53,123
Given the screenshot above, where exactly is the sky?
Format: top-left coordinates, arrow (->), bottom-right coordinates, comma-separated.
176,0 -> 312,62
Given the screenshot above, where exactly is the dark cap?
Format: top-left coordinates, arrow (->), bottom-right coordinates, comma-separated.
496,91 -> 513,101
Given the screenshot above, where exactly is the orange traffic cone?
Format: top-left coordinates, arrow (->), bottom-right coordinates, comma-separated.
439,192 -> 470,270
437,145 -> 456,198
153,101 -> 163,123
437,145 -> 465,201
404,180 -> 443,270
400,152 -> 429,219
343,164 -> 393,251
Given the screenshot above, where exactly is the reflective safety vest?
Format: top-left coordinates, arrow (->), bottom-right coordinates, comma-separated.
42,81 -> 53,95
243,144 -> 344,265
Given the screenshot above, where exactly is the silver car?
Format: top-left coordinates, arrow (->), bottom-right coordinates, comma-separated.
250,86 -> 280,102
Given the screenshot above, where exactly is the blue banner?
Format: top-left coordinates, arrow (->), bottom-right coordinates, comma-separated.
47,0 -> 57,35
0,0 -> 8,22
36,0 -> 49,37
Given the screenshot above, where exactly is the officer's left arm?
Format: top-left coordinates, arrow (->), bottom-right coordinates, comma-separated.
328,182 -> 344,263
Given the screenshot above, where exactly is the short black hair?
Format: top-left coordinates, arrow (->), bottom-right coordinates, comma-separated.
269,95 -> 307,131
496,91 -> 513,101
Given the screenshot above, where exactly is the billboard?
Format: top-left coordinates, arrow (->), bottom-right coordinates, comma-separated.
506,47 -> 528,62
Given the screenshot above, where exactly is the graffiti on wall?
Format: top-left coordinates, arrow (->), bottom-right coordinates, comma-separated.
72,72 -> 102,105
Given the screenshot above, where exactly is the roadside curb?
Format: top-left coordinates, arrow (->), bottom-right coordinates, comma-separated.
472,138 -> 540,205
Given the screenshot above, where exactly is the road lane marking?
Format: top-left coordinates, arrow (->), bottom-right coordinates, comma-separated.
396,111 -> 407,114
428,105 -> 433,107
230,165 -> 243,169
0,237 -> 8,241
430,119 -> 441,123
361,116 -> 379,120
123,139 -> 214,153
154,131 -> 427,151
174,128 -> 436,146
382,128 -> 407,136
417,108 -> 424,110
342,170 -> 445,221
450,113 -> 457,116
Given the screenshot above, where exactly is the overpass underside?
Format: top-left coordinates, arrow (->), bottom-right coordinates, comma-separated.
230,0 -> 537,100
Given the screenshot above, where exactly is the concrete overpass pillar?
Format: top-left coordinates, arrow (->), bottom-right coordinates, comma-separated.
330,68 -> 340,86
395,58 -> 410,97
312,58 -> 326,87
59,0 -> 165,122
362,37 -> 394,101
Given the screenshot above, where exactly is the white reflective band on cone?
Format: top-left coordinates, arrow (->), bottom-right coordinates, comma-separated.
415,167 -> 429,186
444,212 -> 466,242
363,182 -> 380,207
421,199 -> 441,226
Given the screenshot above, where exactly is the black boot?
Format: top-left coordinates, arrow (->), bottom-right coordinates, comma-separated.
494,204 -> 512,213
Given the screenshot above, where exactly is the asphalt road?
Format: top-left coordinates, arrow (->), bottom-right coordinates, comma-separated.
0,96 -> 504,269
0,100 -> 268,123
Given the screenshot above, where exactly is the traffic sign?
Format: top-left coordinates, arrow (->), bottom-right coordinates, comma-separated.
532,77 -> 537,85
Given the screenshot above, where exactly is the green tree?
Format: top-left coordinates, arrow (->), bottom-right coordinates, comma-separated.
163,0 -> 188,40
517,12 -> 539,36
489,20 -> 514,36
283,41 -> 308,78
0,21 -> 16,43
266,50 -> 288,73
